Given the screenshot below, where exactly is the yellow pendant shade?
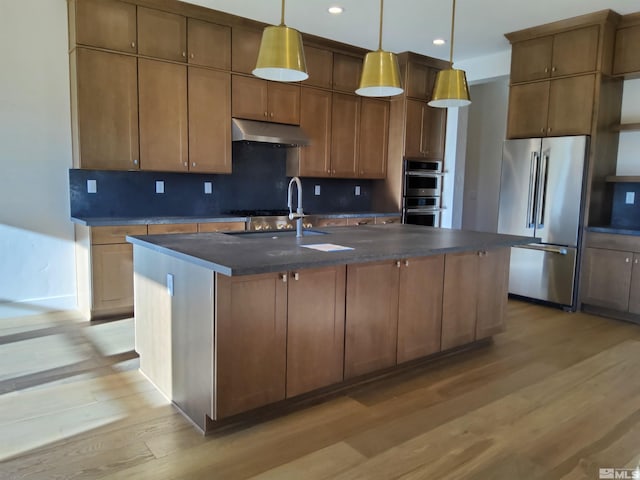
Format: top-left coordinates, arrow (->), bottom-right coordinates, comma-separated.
253,25 -> 308,82
429,68 -> 471,107
356,50 -> 403,97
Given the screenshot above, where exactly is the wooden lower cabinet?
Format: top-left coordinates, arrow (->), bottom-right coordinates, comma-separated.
345,261 -> 400,379
215,272 -> 288,418
476,248 -> 511,339
91,243 -> 135,313
197,222 -> 245,233
581,247 -> 634,312
147,223 -> 198,235
286,266 -> 346,397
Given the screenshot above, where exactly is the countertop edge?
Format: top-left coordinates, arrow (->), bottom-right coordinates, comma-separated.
587,226 -> 640,237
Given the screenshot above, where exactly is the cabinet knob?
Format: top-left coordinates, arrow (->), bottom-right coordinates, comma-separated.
544,66 -> 548,73
264,112 -> 268,117
192,162 -> 196,167
130,41 -> 136,49
270,112 -> 274,118
396,261 -> 401,268
635,259 -> 639,264
182,51 -> 186,58
133,159 -> 138,165
541,128 -> 545,133
190,53 -> 194,59
552,66 -> 556,72
626,258 -> 631,263
327,169 -> 331,173
404,260 -> 409,267
547,127 -> 552,133
332,169 -> 336,174
293,272 -> 299,281
280,273 -> 288,283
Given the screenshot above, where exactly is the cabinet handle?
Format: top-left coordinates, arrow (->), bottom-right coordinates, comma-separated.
131,41 -> 136,49
404,260 -> 409,267
396,261 -> 401,268
293,272 -> 299,281
332,169 -> 336,174
280,273 -> 288,283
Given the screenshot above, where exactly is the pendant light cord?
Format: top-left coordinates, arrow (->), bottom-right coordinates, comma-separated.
378,0 -> 384,50
281,0 -> 286,25
449,0 -> 456,66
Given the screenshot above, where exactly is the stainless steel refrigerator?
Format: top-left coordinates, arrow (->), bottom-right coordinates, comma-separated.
497,136 -> 588,309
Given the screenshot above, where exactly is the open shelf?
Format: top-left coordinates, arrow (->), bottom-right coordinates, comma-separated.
606,175 -> 640,183
612,123 -> 640,132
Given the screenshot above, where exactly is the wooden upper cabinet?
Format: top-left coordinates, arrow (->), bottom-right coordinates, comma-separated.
137,7 -> 187,62
510,36 -> 554,83
547,74 -> 595,136
138,59 -> 188,172
73,0 -> 137,53
405,100 -> 446,159
267,82 -> 300,125
232,27 -> 262,74
613,23 -> 640,75
507,81 -> 550,139
405,62 -> 437,101
187,18 -> 231,69
333,53 -> 363,93
296,87 -> 332,177
304,46 -> 333,89
331,93 -> 359,177
358,98 -> 389,179
551,26 -> 599,77
189,68 -> 232,173
73,48 -> 139,170
475,248 -> 510,339
232,75 -> 268,121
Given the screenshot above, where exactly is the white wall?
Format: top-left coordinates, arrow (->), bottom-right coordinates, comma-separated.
616,78 -> 640,175
0,0 -> 76,318
461,77 -> 510,233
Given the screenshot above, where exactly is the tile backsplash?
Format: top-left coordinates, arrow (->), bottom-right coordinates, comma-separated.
611,182 -> 640,229
70,143 -> 374,217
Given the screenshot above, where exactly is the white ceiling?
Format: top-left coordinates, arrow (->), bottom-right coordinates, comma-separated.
183,0 -> 637,62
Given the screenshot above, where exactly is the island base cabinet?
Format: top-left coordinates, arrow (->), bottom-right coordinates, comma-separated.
345,261 -> 400,379
215,273 -> 287,419
475,248 -> 510,339
286,266 -> 346,398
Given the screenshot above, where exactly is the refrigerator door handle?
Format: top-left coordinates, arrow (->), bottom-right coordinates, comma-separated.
535,153 -> 549,230
526,152 -> 539,229
519,244 -> 568,255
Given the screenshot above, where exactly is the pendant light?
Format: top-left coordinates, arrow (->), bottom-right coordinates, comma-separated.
253,0 -> 308,82
429,0 -> 471,108
356,0 -> 403,97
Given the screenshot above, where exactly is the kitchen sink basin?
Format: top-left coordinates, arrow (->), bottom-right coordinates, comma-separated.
224,229 -> 328,239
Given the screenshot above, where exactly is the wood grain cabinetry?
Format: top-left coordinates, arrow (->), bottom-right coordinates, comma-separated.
346,217 -> 375,226
405,99 -> 446,159
197,222 -> 245,233
147,223 -> 198,235
405,61 -> 438,101
286,266 -> 346,397
305,46 -> 333,89
331,93 -> 360,177
231,27 -> 262,74
295,87 -> 332,176
187,18 -> 230,69
332,53 -> 363,92
375,216 -> 400,225
313,217 -> 348,228
137,6 -> 187,62
71,48 -> 139,170
232,75 -> 300,125
613,18 -> 640,75
358,98 -> 389,178
71,0 -> 137,53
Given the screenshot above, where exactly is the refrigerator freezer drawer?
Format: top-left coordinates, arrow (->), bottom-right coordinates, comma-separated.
509,245 -> 577,306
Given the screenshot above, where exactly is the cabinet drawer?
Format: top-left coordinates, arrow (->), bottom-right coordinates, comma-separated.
148,223 -> 198,235
375,216 -> 400,225
197,222 -> 245,233
585,232 -> 640,252
91,225 -> 147,245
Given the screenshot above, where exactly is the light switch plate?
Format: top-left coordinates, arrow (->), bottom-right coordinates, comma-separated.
155,181 -> 165,194
87,179 -> 97,194
204,182 -> 212,194
167,273 -> 174,296
314,185 -> 321,196
626,191 -> 635,205
355,186 -> 361,196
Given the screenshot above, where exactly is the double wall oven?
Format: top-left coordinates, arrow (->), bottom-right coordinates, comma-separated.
402,160 -> 443,227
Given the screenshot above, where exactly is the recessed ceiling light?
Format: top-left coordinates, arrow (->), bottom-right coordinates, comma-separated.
328,6 -> 344,15
433,38 -> 446,46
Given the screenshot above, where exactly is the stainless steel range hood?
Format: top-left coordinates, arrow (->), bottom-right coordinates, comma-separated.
231,118 -> 310,146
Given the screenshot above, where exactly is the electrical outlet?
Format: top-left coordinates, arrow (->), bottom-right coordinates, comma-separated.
155,181 -> 165,194
626,191 -> 635,205
355,185 -> 361,196
167,273 -> 174,296
314,185 -> 321,196
86,179 -> 97,194
204,182 -> 212,194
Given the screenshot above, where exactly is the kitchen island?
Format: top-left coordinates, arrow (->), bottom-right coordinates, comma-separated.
128,224 -> 533,432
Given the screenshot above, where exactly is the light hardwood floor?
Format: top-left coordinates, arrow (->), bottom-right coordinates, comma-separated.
1,301 -> 640,479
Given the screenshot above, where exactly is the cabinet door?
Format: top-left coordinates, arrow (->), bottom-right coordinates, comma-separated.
138,59 -> 188,172
232,27 -> 262,74
231,75 -> 268,121
189,68 -> 231,173
92,243 -> 134,312
331,94 -> 359,177
506,82 -> 550,139
614,25 -> 640,75
74,48 -> 139,170
405,99 -> 426,158
423,106 -> 446,160
582,248 -> 632,312
510,37 -> 553,83
74,0 -> 137,53
629,255 -> 640,315
397,256 -> 444,363
305,46 -> 333,89
405,62 -> 436,101
358,98 -> 389,178
187,18 -> 231,69
216,272 -> 287,418
299,88 -> 332,177
268,82 -> 300,125
552,26 -> 599,77
287,266 -> 346,397
475,248 -> 510,339
345,261 -> 399,379
333,54 -> 363,93
547,74 -> 595,137
137,7 -> 187,62
442,252 -> 478,350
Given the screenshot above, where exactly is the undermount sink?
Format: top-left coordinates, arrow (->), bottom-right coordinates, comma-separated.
224,229 -> 328,239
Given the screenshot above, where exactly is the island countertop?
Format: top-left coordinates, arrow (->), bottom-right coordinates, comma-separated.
127,224 -> 535,276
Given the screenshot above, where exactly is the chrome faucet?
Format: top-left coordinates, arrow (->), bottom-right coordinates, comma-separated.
287,176 -> 304,238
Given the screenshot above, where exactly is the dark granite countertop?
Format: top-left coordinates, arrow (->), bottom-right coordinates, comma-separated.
587,226 -> 640,236
127,224 -> 535,276
70,212 -> 400,227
